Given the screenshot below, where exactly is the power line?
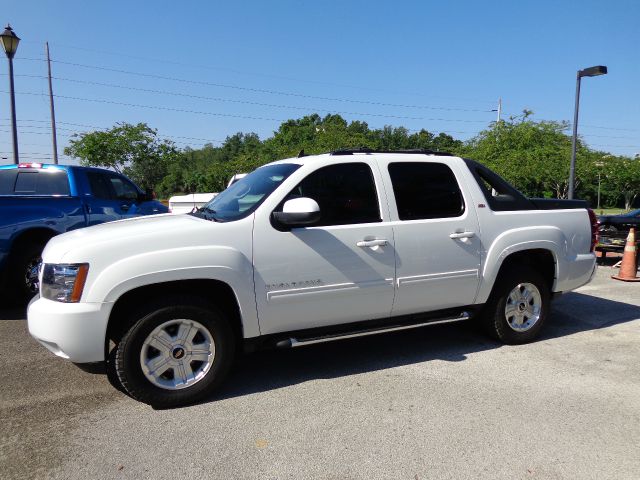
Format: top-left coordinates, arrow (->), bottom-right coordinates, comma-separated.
3,72 -> 499,121
580,133 -> 638,140
12,71 -> 639,136
6,90 -> 494,124
580,124 -> 640,133
20,47 -> 498,105
8,75 -> 496,127
49,75 -> 497,116
0,149 -> 72,158
588,143 -> 640,149
9,69 -> 638,136
2,118 -> 225,143
18,58 -> 496,113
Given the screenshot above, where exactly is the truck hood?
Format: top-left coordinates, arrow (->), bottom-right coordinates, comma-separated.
42,213 -> 229,263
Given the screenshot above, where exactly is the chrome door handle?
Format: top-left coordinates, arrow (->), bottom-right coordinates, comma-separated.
449,231 -> 475,239
356,239 -> 388,248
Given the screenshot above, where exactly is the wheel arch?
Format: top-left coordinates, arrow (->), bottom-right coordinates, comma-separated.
10,227 -> 58,254
106,279 -> 245,358
477,246 -> 558,304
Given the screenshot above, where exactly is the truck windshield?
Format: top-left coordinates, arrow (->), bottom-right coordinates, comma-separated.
193,163 -> 300,222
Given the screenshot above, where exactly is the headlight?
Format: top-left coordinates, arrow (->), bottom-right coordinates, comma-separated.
41,263 -> 89,303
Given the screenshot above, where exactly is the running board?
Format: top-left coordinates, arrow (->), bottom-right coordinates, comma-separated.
275,312 -> 470,349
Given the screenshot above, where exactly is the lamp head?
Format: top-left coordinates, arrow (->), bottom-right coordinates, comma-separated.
0,24 -> 20,59
579,65 -> 607,78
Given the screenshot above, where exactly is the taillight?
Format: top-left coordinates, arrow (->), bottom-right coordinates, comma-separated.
587,208 -> 598,252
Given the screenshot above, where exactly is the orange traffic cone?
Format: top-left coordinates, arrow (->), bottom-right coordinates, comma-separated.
612,227 -> 640,282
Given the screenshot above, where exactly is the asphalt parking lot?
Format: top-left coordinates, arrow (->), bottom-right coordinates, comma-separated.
1,263 -> 639,480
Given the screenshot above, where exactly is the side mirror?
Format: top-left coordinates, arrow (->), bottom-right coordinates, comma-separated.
272,197 -> 321,227
139,188 -> 156,202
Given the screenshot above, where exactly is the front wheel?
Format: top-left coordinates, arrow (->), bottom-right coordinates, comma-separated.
9,241 -> 45,303
482,266 -> 550,344
115,298 -> 235,408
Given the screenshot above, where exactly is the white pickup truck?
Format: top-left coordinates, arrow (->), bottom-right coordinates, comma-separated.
28,150 -> 597,407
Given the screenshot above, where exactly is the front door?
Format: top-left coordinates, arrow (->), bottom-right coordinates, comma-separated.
106,173 -> 143,219
85,170 -> 122,225
252,161 -> 396,335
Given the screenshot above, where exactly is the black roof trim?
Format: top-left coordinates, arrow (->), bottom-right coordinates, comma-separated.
330,148 -> 454,156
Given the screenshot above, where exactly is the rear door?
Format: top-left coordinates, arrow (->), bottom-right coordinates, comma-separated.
379,159 -> 482,315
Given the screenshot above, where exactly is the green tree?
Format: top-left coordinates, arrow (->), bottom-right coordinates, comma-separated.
64,122 -> 178,190
605,156 -> 640,210
464,113 -> 587,198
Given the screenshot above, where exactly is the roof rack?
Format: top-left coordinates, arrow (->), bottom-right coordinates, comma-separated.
330,148 -> 454,156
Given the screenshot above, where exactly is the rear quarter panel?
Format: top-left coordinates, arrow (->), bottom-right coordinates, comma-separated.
454,166 -> 595,301
474,208 -> 594,302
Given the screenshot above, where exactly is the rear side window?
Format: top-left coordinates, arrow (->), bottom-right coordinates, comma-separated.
1,169 -> 70,195
284,163 -> 381,226
0,170 -> 17,194
388,162 -> 464,220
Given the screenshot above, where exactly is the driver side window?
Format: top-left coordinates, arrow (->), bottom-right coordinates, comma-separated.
108,174 -> 139,201
284,163 -> 381,227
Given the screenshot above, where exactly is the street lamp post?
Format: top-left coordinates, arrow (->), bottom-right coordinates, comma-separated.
568,65 -> 607,199
595,161 -> 604,210
0,24 -> 20,165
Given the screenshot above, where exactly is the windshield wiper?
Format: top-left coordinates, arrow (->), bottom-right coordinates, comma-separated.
191,206 -> 219,222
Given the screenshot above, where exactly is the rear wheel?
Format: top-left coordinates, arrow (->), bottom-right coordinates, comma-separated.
482,266 -> 550,344
115,297 -> 235,408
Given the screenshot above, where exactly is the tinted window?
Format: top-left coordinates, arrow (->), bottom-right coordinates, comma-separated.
109,175 -> 139,201
285,163 -> 380,226
11,170 -> 70,195
87,172 -> 114,200
0,170 -> 17,194
388,162 -> 464,220
14,172 -> 38,193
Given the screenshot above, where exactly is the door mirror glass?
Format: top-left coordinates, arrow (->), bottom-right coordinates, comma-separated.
272,197 -> 321,227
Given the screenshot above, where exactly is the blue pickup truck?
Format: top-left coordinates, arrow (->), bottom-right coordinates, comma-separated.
0,163 -> 168,301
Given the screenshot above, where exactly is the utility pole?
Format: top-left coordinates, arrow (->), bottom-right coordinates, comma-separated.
496,98 -> 502,122
45,41 -> 58,164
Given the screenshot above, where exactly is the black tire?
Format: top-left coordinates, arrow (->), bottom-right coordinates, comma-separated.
8,240 -> 45,303
481,265 -> 550,344
114,296 -> 235,408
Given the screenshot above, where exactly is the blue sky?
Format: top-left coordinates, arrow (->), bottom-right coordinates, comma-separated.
1,0 -> 638,165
